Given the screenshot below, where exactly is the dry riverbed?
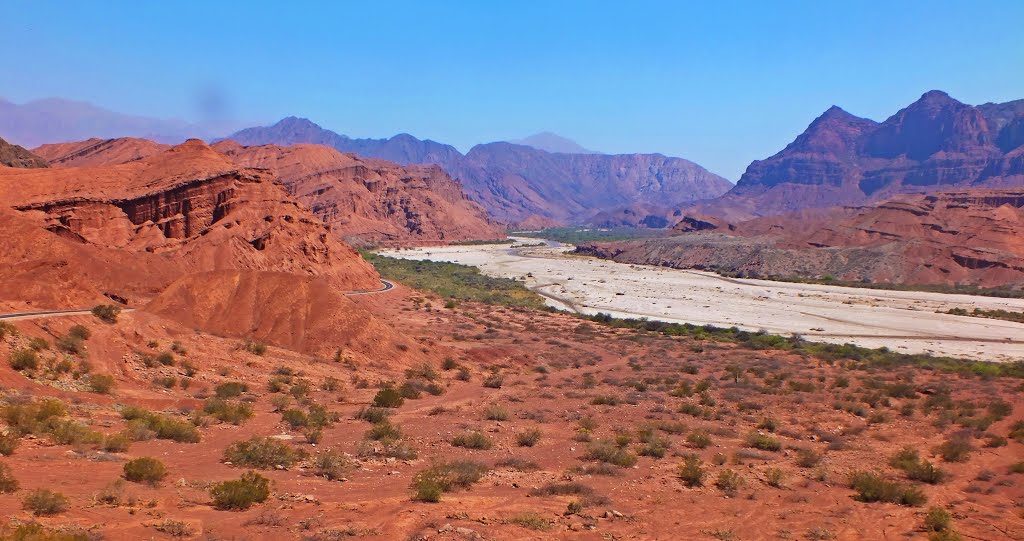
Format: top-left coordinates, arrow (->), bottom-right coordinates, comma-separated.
379,240 -> 1024,362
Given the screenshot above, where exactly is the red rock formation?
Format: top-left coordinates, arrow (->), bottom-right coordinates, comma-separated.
33,137 -> 169,167
0,137 -> 48,168
0,139 -> 381,309
695,91 -> 1024,220
212,141 -> 505,245
581,189 -> 1024,289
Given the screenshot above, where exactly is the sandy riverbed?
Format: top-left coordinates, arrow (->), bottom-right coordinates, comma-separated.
378,240 -> 1024,362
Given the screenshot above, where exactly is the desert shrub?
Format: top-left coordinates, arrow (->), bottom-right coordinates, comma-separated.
10,349 -> 39,371
411,460 -> 489,502
0,463 -> 18,492
203,398 -> 254,425
483,404 -> 510,421
0,321 -> 17,339
924,506 -> 952,532
516,428 -> 542,447
68,325 -> 91,340
765,467 -> 785,488
87,373 -> 115,394
28,337 -> 49,351
119,407 -> 200,443
223,436 -> 307,469
355,407 -> 392,423
100,432 -> 133,452
795,447 -> 822,468
311,449 -> 351,481
281,408 -> 309,429
638,433 -> 670,458
936,436 -> 973,463
686,429 -> 712,449
482,373 -> 504,389
442,357 -> 458,370
22,488 -> 70,516
451,431 -> 493,450
91,304 -> 121,323
366,420 -> 403,441
584,440 -> 638,467
123,457 -> 167,485
3,398 -> 67,435
47,419 -> 103,446
0,432 -> 19,456
372,386 -> 404,408
849,471 -> 926,506
678,454 -> 705,487
0,524 -> 93,541
746,432 -> 782,452
242,339 -> 267,356
215,381 -> 248,398
1009,462 -> 1024,474
210,471 -> 271,510
56,335 -> 86,355
715,469 -> 744,496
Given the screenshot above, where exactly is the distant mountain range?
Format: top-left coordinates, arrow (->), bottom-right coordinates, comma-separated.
508,132 -> 597,154
692,90 -> 1024,221
226,118 -> 731,225
0,97 -> 241,148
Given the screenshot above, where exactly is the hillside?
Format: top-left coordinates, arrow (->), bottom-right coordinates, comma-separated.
691,91 -> 1024,221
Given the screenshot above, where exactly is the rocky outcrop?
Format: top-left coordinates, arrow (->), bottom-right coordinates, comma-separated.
0,139 -> 381,307
212,141 -> 505,244
0,137 -> 48,168
33,137 -> 169,167
581,189 -> 1024,289
224,118 -> 733,226
694,91 -> 1024,220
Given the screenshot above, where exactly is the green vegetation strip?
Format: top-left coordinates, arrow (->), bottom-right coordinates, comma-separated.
945,307 -> 1024,324
581,313 -> 1024,379
364,252 -> 1023,379
361,252 -> 546,309
709,271 -> 1024,299
514,227 -> 665,244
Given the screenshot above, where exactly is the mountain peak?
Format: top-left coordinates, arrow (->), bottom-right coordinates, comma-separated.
508,132 -> 596,154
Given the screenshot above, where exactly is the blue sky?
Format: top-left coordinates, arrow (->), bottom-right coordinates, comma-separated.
4,0 -> 1023,180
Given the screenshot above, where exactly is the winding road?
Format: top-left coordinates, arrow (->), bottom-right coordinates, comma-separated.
0,280 -> 397,322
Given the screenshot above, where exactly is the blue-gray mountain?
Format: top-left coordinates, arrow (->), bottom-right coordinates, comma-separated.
227,118 -> 733,226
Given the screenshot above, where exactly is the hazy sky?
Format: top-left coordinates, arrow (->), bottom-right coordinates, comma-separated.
4,0 -> 1023,180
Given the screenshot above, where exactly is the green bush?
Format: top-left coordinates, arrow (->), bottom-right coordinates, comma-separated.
0,463 -> 18,493
119,407 -> 200,443
10,349 -> 39,371
746,432 -> 782,452
210,471 -> 270,510
0,523 -> 93,540
3,398 -> 67,435
22,488 -> 70,516
56,335 -> 85,355
123,457 -> 167,485
223,436 -> 307,469
584,440 -> 638,467
451,431 -> 493,450
203,398 -> 253,425
715,469 -> 744,496
678,455 -> 705,487
242,339 -> 267,356
91,304 -> 121,323
411,460 -> 489,502
215,381 -> 248,398
849,471 -> 926,506
686,430 -> 712,449
356,407 -> 392,423
372,386 -> 404,408
28,337 -> 49,351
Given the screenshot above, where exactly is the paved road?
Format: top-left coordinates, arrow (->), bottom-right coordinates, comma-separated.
0,280 -> 396,321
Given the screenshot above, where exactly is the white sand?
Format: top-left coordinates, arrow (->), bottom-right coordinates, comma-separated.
379,240 -> 1024,362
